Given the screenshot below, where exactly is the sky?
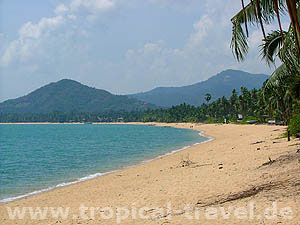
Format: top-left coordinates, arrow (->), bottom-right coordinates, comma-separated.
0,0 -> 286,102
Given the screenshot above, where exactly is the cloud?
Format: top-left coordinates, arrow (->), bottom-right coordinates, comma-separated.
0,0 -> 116,67
19,16 -> 65,39
120,40 -> 188,90
119,0 -> 274,90
1,41 -> 18,66
55,4 -> 69,15
70,0 -> 115,13
67,14 -> 77,20
189,15 -> 213,46
0,0 -> 277,101
1,15 -> 65,66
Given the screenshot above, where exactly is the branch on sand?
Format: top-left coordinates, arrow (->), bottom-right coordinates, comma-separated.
196,180 -> 286,208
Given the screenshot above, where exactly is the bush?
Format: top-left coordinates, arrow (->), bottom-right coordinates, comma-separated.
288,114 -> 300,136
204,117 -> 216,124
204,117 -> 226,124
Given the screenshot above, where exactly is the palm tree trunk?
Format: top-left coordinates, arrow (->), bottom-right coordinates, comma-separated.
255,0 -> 267,40
273,0 -> 284,40
241,0 -> 249,37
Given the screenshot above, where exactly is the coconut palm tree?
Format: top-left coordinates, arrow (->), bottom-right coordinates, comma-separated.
205,93 -> 212,104
231,0 -> 300,123
231,0 -> 300,62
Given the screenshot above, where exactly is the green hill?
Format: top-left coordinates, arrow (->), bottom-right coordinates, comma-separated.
0,79 -> 154,113
129,70 -> 269,107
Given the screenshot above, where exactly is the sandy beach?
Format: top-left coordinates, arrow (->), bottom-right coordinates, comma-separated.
0,123 -> 299,225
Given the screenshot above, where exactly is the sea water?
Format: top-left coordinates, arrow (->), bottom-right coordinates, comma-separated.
0,124 -> 207,202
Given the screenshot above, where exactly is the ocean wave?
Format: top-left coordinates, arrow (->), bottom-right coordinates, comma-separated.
0,172 -> 114,203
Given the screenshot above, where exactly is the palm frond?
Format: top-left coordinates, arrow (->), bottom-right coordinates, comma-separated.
231,0 -> 286,61
264,63 -> 290,91
241,0 -> 249,37
260,30 -> 285,66
230,21 -> 248,61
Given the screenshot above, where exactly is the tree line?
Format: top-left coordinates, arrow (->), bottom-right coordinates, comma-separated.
139,83 -> 296,124
1,83 -> 296,124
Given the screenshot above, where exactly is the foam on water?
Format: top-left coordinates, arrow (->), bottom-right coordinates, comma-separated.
0,172 -> 113,203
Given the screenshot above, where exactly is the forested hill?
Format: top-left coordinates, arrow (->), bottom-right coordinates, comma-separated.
0,79 -> 155,113
129,70 -> 269,107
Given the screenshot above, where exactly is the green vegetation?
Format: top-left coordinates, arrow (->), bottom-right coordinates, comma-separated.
0,71 -> 273,123
138,85 -> 285,124
0,84 -> 295,124
288,114 -> 300,136
0,79 -> 155,114
230,0 -> 300,128
205,93 -> 212,104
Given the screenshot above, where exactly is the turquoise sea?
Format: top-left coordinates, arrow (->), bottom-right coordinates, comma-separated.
0,124 -> 207,202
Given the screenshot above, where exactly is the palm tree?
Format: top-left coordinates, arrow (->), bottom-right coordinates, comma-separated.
231,0 -> 300,62
229,89 -> 239,114
231,0 -> 300,123
205,93 -> 212,104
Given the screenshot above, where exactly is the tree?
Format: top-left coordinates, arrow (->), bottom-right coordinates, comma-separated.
230,0 -> 300,124
205,93 -> 212,104
231,0 -> 300,62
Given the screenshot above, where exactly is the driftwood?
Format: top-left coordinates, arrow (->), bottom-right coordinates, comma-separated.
196,181 -> 284,208
178,154 -> 195,168
191,163 -> 212,168
251,141 -> 264,145
261,157 -> 275,167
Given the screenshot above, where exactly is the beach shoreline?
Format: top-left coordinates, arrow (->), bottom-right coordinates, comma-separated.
1,123 -> 299,224
0,122 -> 211,204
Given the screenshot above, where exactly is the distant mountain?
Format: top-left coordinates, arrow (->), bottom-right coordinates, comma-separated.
0,79 -> 155,113
129,70 -> 269,107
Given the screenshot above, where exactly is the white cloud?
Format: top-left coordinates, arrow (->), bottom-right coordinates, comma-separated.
55,4 -> 69,15
67,14 -> 77,20
189,15 -> 213,46
18,16 -> 64,39
70,0 -> 115,13
143,42 -> 162,53
1,16 -> 65,66
1,41 -> 17,66
121,40 -> 194,90
0,0 -> 116,67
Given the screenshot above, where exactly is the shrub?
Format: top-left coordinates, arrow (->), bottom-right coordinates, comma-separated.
288,114 -> 300,136
204,117 -> 216,124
